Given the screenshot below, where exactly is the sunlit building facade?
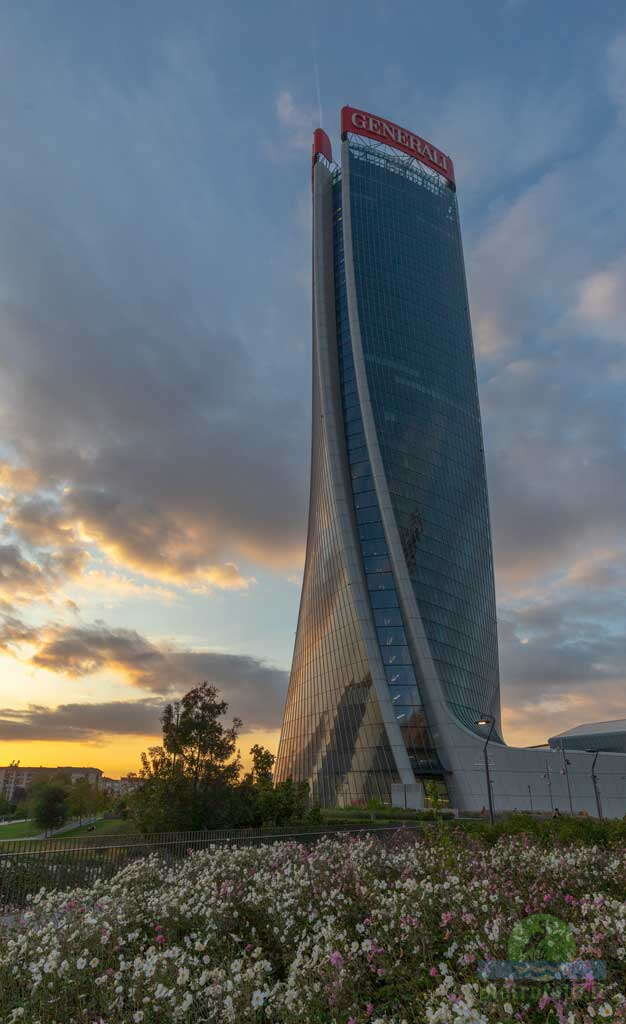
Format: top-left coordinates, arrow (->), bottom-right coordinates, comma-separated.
274,108 -> 626,816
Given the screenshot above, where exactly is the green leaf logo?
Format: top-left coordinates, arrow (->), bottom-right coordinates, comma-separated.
508,914 -> 576,962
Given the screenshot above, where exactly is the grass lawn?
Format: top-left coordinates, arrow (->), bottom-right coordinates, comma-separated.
0,820 -> 41,839
59,817 -> 137,838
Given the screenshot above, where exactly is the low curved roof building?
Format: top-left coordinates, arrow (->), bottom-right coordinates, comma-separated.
549,720 -> 626,754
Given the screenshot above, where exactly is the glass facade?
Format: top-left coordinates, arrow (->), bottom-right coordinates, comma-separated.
275,122 -> 502,807
348,142 -> 501,739
332,180 -> 440,776
275,172 -> 402,805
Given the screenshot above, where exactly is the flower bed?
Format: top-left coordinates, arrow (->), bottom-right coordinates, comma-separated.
1,830 -> 625,1022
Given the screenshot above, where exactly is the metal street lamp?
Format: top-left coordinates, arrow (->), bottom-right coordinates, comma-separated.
476,716 -> 495,824
590,751 -> 604,821
559,738 -> 574,814
543,760 -> 554,811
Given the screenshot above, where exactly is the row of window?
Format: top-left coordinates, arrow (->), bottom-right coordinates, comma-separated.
348,143 -> 500,735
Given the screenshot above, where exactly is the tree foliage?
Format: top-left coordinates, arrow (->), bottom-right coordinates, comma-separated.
31,784 -> 69,834
129,683 -> 313,833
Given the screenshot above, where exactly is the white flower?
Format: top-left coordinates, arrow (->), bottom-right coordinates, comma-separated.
251,990 -> 267,1008
76,957 -> 87,970
133,1013 -> 144,1023
598,1006 -> 613,1019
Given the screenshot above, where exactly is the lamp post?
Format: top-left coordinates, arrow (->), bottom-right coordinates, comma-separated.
477,716 -> 495,825
590,751 -> 603,821
528,784 -> 533,812
543,759 -> 554,811
559,738 -> 574,814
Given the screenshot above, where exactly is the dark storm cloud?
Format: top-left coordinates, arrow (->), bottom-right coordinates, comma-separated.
0,699 -> 164,741
0,616 -> 287,729
0,26 -> 308,590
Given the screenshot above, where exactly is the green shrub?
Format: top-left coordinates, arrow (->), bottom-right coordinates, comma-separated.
459,812 -> 626,846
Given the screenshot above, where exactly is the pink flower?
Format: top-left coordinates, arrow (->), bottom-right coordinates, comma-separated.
365,1004 -> 374,1018
429,966 -> 439,977
155,934 -> 166,945
441,911 -> 454,925
329,950 -> 344,968
538,995 -> 551,1010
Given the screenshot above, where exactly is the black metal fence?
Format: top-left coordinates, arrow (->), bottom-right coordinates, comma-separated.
0,824 -> 421,915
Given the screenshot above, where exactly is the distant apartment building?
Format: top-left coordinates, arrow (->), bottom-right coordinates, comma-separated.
119,775 -> 140,795
100,775 -> 140,796
0,765 -> 103,803
100,777 -> 121,795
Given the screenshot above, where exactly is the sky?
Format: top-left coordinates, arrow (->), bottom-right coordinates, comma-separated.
0,0 -> 624,778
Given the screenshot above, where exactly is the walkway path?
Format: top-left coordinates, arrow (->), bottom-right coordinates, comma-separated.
2,815 -> 104,842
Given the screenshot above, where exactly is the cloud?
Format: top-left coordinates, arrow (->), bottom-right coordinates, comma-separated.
607,32 -> 626,119
71,569 -> 178,603
0,614 -> 39,651
564,548 -> 626,588
275,90 -> 317,151
5,495 -> 79,548
0,615 -> 287,728
0,28 -> 308,608
0,698 -> 164,741
498,571 -> 626,745
575,258 -> 626,343
0,462 -> 39,493
463,35 -> 626,597
0,542 -> 87,605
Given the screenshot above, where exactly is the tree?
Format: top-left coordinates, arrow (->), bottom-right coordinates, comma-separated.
32,784 -> 68,834
130,684 -> 243,833
162,683 -> 242,788
130,684 -> 313,834
249,744 -> 275,787
0,796 -> 13,820
68,778 -> 99,825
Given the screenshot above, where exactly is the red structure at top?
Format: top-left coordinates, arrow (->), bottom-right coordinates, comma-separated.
341,106 -> 454,186
312,128 -> 333,166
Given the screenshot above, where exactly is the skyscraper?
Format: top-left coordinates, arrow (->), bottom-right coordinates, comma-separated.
274,108 -> 626,816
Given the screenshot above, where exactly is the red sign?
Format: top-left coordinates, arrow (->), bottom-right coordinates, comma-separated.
341,106 -> 455,186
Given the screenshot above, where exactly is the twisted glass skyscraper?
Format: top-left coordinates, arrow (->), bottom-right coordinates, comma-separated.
275,108 -> 502,808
